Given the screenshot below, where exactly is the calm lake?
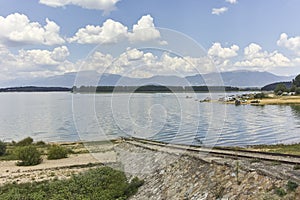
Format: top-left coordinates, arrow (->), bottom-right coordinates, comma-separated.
0,92 -> 300,147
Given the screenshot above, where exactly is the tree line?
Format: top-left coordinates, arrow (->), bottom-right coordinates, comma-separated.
71,85 -> 240,93
274,74 -> 300,95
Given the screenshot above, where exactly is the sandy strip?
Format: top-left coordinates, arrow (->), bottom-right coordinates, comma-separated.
224,96 -> 300,105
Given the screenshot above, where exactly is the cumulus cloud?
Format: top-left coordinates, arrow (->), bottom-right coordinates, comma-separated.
212,7 -> 228,15
0,13 -> 65,46
79,48 -> 213,77
128,15 -> 161,42
39,0 -> 120,14
18,46 -> 70,66
69,19 -> 128,44
234,43 -> 291,69
69,14 -> 165,45
208,43 -> 239,59
0,46 -> 73,81
277,33 -> 300,55
225,0 -> 238,4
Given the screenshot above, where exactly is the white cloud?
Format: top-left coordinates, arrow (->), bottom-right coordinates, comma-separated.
128,15 -> 161,42
18,46 -> 70,66
277,33 -> 300,55
225,0 -> 237,4
208,43 -> 239,59
0,13 -> 64,46
69,14 -> 165,45
212,7 -> 228,15
126,48 -> 144,60
80,48 -> 214,77
234,43 -> 291,69
39,0 -> 120,14
0,46 -> 73,82
51,46 -> 70,61
69,19 -> 128,44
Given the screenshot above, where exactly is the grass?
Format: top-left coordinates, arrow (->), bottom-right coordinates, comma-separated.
0,166 -> 143,200
248,143 -> 300,156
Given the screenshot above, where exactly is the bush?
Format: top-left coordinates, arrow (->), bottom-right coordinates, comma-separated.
47,145 -> 68,160
16,137 -> 33,146
254,93 -> 266,99
125,177 -> 144,197
0,167 -> 143,199
15,146 -> 42,166
35,141 -> 46,146
274,187 -> 287,197
287,181 -> 298,192
0,140 -> 6,156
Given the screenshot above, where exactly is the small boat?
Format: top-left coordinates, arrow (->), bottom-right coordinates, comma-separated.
250,100 -> 260,104
235,99 -> 241,106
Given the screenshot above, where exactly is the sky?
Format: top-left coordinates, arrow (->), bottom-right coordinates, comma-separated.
1,0 -> 300,85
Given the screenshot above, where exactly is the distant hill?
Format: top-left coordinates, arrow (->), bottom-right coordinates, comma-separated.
0,86 -> 71,92
0,70 -> 294,88
186,71 -> 294,87
261,82 -> 293,91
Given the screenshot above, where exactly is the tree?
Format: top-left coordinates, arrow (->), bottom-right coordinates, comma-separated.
274,83 -> 288,95
16,137 -> 33,146
293,74 -> 300,87
0,140 -> 6,156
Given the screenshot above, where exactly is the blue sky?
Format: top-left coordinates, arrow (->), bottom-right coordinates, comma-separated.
0,0 -> 300,85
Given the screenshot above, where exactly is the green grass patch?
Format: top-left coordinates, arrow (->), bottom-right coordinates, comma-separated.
249,143 -> 300,155
0,166 -> 143,200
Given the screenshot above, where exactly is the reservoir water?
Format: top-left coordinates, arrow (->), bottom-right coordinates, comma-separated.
0,92 -> 300,147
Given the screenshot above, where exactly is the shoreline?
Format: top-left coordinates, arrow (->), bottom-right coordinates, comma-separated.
221,95 -> 300,105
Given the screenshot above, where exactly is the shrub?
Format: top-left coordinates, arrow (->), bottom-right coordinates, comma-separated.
16,137 -> 33,146
287,181 -> 298,192
47,145 -> 68,160
35,141 -> 46,146
274,187 -> 287,197
15,146 -> 42,166
0,140 -> 6,156
125,177 -> 144,197
254,93 -> 266,99
0,167 -> 143,199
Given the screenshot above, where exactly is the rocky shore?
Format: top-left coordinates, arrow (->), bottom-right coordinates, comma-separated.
116,142 -> 300,200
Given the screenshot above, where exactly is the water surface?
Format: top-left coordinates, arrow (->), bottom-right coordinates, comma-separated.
0,92 -> 300,147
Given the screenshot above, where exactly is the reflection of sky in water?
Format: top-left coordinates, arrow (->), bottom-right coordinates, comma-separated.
0,92 -> 300,146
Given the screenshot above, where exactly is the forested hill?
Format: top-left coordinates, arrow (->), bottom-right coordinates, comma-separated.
261,82 -> 292,91
0,86 -> 71,92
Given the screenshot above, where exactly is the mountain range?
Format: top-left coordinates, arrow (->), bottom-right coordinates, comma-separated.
0,70 -> 295,88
